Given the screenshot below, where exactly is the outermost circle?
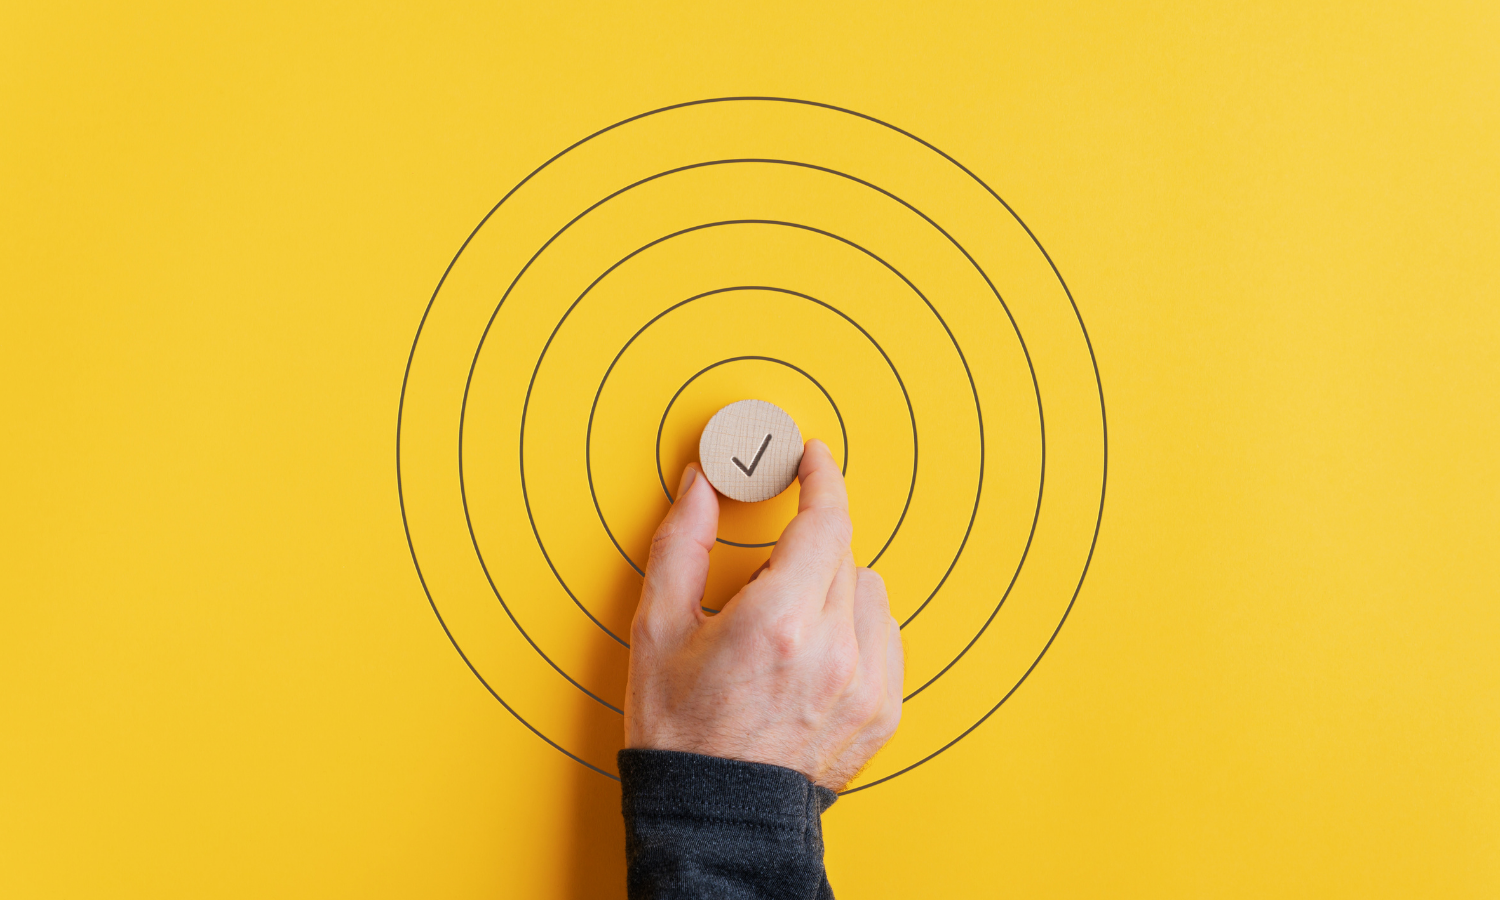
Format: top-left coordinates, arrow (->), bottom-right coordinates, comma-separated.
396,97 -> 1107,792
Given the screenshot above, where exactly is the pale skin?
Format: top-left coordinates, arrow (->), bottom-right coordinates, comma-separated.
624,439 -> 904,791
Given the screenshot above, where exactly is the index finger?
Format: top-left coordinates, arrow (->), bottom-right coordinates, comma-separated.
764,439 -> 853,588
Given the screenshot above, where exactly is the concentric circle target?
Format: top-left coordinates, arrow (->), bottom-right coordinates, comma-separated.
397,97 -> 1106,791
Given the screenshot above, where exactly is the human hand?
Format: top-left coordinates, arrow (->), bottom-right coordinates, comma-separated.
623,439 -> 903,791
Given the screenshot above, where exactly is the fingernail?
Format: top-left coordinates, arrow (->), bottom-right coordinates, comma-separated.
677,465 -> 697,499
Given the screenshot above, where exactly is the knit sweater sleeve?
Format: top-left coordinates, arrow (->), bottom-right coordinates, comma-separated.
618,749 -> 837,900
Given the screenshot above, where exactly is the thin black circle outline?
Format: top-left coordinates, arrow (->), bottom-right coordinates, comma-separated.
657,355 -> 846,552
654,355 -> 852,548
657,356 -> 846,551
415,103 -> 1095,783
618,302 -> 861,550
501,219 -> 996,658
657,358 -> 848,501
657,358 -> 846,549
584,285 -> 904,561
398,97 -> 1106,790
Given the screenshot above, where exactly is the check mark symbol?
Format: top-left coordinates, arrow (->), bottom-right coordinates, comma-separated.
732,434 -> 774,477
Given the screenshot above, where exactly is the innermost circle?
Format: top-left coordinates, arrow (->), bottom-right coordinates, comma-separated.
655,355 -> 848,551
699,399 -> 804,503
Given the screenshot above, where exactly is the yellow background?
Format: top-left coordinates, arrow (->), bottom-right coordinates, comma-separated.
3,2 -> 1496,897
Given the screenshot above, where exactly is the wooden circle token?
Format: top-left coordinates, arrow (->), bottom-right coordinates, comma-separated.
698,399 -> 804,502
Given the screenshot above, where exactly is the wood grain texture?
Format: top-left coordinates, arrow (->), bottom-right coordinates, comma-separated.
697,399 -> 804,503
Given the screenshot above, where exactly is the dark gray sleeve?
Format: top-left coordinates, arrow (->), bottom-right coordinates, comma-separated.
619,749 -> 837,900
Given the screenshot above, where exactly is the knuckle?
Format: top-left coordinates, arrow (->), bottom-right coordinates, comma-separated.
647,527 -> 707,569
649,524 -> 684,553
765,614 -> 806,657
628,612 -> 659,649
877,706 -> 902,742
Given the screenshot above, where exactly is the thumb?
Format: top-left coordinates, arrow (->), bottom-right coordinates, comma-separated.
634,463 -> 718,646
